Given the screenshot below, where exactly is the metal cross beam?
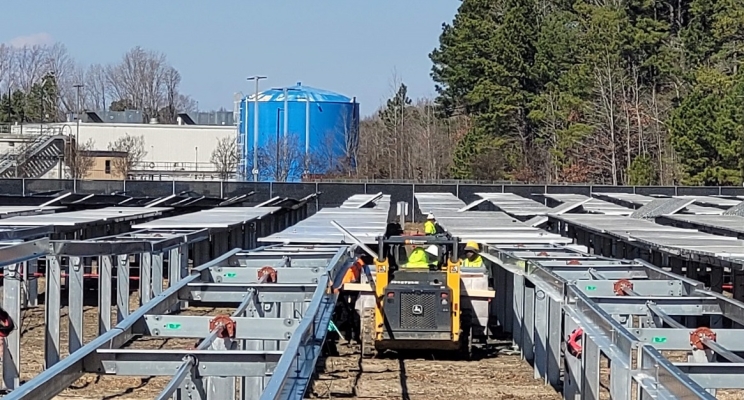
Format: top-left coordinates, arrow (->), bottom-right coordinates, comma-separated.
91,349 -> 282,377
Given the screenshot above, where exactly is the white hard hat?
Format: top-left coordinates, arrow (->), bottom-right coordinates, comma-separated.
425,245 -> 439,257
426,213 -> 435,220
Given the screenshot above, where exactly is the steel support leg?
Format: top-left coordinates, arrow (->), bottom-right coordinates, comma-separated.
534,288 -> 548,380
68,257 -> 84,354
205,337 -> 236,399
581,334 -> 600,400
3,263 -> 21,390
44,256 -> 62,368
99,255 -> 113,335
141,252 -> 153,305
117,254 -> 130,323
152,252 -> 164,298
547,297 -> 562,387
512,274 -> 524,351
522,284 -> 535,362
25,259 -> 38,307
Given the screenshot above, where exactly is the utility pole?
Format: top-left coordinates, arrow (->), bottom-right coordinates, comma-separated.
73,84 -> 83,182
246,75 -> 267,182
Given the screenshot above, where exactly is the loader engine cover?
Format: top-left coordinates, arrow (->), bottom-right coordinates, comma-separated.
382,270 -> 452,341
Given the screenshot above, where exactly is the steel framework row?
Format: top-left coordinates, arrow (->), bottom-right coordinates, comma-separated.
417,192 -> 744,399
0,194 -> 370,399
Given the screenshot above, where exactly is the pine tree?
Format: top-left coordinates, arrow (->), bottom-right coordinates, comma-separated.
670,69 -> 743,185
430,0 -> 539,179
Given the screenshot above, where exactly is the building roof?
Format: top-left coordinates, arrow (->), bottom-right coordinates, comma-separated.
246,82 -> 354,103
81,150 -> 128,158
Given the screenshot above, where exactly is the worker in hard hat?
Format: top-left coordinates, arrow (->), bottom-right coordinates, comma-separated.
332,249 -> 369,345
461,241 -> 484,268
424,213 -> 438,235
402,245 -> 439,269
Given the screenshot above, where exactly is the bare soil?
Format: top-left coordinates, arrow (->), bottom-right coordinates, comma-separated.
309,342 -> 561,400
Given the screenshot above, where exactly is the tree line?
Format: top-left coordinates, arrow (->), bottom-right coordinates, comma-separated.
0,42 -> 196,124
355,0 -> 744,186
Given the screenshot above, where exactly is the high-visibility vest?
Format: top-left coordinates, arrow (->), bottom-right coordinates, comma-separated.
343,259 -> 363,283
403,247 -> 430,269
424,220 -> 436,235
462,255 -> 484,268
334,259 -> 364,293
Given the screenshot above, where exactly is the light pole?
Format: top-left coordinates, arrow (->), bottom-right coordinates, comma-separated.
246,75 -> 267,182
275,108 -> 283,179
73,84 -> 83,184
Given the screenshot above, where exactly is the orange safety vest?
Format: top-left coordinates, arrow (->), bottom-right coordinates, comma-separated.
334,258 -> 364,293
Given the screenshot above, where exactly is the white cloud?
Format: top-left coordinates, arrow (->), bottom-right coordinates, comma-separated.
6,32 -> 54,48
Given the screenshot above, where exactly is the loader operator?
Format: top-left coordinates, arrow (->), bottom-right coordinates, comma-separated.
424,213 -> 438,235
402,245 -> 439,269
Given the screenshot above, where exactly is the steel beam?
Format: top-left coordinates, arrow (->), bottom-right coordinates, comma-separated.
90,349 -> 281,377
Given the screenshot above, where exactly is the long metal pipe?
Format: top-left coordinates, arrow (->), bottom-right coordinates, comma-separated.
283,87 -> 288,140
247,76 -> 267,182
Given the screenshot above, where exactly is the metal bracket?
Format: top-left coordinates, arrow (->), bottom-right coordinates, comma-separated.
257,266 -> 277,283
690,327 -> 716,350
209,315 -> 236,339
613,279 -> 634,296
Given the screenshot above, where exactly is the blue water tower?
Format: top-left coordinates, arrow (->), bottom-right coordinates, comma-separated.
237,82 -> 360,182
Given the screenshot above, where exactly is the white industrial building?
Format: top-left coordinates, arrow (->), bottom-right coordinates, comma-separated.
0,119 -> 236,181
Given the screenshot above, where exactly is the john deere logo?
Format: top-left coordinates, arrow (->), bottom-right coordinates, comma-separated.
412,305 -> 423,315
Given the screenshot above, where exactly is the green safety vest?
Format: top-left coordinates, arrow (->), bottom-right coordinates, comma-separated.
462,255 -> 484,268
403,247 -> 430,269
424,220 -> 436,235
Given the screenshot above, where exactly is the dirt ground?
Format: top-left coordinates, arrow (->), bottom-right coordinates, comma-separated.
309,342 -> 561,400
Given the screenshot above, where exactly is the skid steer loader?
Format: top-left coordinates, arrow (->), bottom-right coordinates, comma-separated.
359,234 -> 471,356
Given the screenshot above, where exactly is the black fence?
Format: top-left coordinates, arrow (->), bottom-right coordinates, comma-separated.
6,178 -> 744,210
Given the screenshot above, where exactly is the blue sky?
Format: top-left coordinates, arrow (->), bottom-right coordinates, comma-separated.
0,1 -> 459,116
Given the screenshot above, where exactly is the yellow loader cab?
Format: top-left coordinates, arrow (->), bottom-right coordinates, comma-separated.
364,234 -> 469,356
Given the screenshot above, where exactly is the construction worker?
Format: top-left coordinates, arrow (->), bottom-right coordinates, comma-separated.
462,241 -> 484,268
424,213 -> 438,235
403,245 -> 439,269
332,250 -> 368,344
334,256 -> 364,293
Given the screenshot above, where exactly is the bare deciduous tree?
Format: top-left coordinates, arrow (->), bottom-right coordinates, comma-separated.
0,44 -> 10,92
12,45 -> 47,93
258,133 -> 306,182
107,134 -> 147,178
0,41 -> 198,125
210,136 -> 239,180
83,63 -> 108,111
65,138 -> 96,179
102,47 -> 195,120
44,43 -> 77,116
356,95 -> 464,180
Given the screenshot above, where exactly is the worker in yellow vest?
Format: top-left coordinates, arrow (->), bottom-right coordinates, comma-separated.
424,213 -> 438,235
462,241 -> 484,268
402,245 -> 439,269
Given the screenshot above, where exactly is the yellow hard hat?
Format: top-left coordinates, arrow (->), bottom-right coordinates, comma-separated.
464,241 -> 479,252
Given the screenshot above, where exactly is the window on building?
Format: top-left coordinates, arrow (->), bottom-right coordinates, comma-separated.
105,160 -> 111,174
